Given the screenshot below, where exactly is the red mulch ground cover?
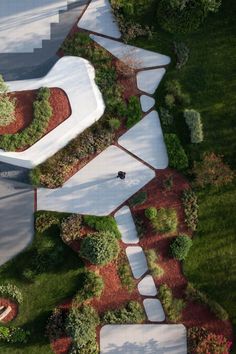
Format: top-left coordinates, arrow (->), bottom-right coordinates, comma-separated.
0,88 -> 71,149
0,298 -> 18,323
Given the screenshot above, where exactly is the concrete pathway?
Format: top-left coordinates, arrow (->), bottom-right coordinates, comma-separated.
37,146 -> 155,215
143,299 -> 165,322
0,179 -> 34,266
137,68 -> 166,94
138,275 -> 157,296
140,95 -> 155,113
114,206 -> 139,244
100,324 -> 187,354
126,246 -> 148,279
0,56 -> 105,168
119,111 -> 168,169
78,0 -> 121,38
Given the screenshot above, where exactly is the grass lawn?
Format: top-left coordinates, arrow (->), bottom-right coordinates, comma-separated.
0,213 -> 84,354
133,0 -> 236,339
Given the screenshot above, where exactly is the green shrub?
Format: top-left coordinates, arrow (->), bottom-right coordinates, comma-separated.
164,133 -> 189,170
60,214 -> 82,243
111,0 -> 153,18
0,74 -> 8,93
163,174 -> 174,191
184,109 -> 204,143
108,118 -> 121,131
66,305 -> 99,352
30,166 -> 41,186
102,301 -> 145,324
145,207 -> 157,220
0,284 -> 23,304
165,80 -> 190,106
182,189 -> 198,231
80,231 -> 120,265
159,107 -> 174,126
74,271 -> 104,303
0,326 -> 30,344
45,308 -> 65,341
151,207 -> 178,234
174,41 -> 189,69
0,96 -> 15,126
186,283 -> 229,320
129,191 -> 147,207
83,215 -> 121,239
170,235 -> 193,260
126,96 -> 142,128
159,284 -> 185,322
35,212 -> 60,233
165,94 -> 175,109
118,262 -> 135,292
145,249 -> 164,278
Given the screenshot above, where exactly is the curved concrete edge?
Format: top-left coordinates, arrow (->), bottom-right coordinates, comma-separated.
0,56 -> 105,168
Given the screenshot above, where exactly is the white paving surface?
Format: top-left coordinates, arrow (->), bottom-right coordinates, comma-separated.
115,206 -> 139,244
140,95 -> 155,112
0,56 -> 105,168
138,275 -> 157,296
90,35 -> 170,68
137,68 -> 166,94
119,111 -> 168,169
78,0 -> 121,38
143,299 -> 165,322
100,324 -> 187,354
126,246 -> 148,279
0,0 -> 70,53
37,146 -> 155,215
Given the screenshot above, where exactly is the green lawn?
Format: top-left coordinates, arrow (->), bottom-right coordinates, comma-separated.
133,0 -> 236,339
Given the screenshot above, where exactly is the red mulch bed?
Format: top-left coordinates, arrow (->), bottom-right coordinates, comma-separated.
0,88 -> 71,150
0,298 -> 18,323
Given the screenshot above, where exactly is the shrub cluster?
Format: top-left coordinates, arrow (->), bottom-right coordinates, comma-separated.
182,189 -> 198,231
126,96 -> 142,128
0,284 -> 23,304
159,107 -> 174,126
35,212 -> 60,233
145,249 -> 164,278
165,80 -> 190,109
102,301 -> 145,324
74,271 -> 104,304
0,326 -> 30,344
0,87 -> 52,151
173,41 -> 189,69
83,215 -> 121,239
184,109 -> 204,143
60,214 -> 82,243
0,74 -> 16,127
80,231 -> 120,266
66,305 -> 99,354
170,235 -> 193,260
118,261 -> 135,292
164,133 -> 189,170
148,207 -> 178,234
186,283 -> 229,320
159,284 -> 185,322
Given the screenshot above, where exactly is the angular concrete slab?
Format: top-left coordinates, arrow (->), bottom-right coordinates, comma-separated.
137,68 -> 166,94
138,275 -> 157,296
143,299 -> 165,322
115,206 -> 139,244
0,56 -> 105,168
119,111 -> 168,169
78,0 -> 121,38
90,35 -> 170,68
140,95 -> 155,112
37,146 -> 155,216
126,246 -> 148,279
100,324 -> 187,354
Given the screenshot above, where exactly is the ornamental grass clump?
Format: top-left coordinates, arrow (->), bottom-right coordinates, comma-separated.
145,249 -> 164,278
102,301 -> 145,324
0,74 -> 15,127
151,207 -> 178,234
170,234 -> 193,260
182,189 -> 198,231
184,109 -> 204,143
159,284 -> 185,322
60,214 -> 82,243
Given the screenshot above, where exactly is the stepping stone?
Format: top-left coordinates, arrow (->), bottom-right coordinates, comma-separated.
126,246 -> 148,279
119,111 -> 168,169
140,95 -> 155,112
0,306 -> 12,321
78,0 -> 121,39
90,35 -> 170,68
138,275 -> 157,296
115,206 -> 139,244
137,68 -> 166,94
143,299 -> 165,322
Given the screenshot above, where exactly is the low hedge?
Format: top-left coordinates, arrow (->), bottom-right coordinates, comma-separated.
159,284 -> 185,322
164,133 -> 189,170
102,301 -> 145,324
83,215 -> 121,239
182,189 -> 199,231
184,109 -> 204,143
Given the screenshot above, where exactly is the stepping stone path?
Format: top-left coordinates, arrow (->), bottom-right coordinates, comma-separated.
114,206 -> 139,244
137,68 -> 166,94
78,0 -> 121,39
143,299 -> 165,322
119,110 -> 168,169
140,95 -> 155,112
138,275 -> 157,296
90,35 -> 170,68
0,305 -> 12,321
126,246 -> 148,279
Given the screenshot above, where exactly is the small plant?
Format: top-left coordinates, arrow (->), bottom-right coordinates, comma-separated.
165,94 -> 175,109
170,235 -> 193,260
35,212 -> 59,233
145,249 -> 164,278
129,191 -> 147,207
102,301 -> 145,324
74,271 -> 104,303
108,117 -> 121,131
60,214 -> 82,243
0,74 -> 16,127
45,308 -> 65,340
182,189 -> 198,231
144,207 -> 157,220
118,261 -> 135,292
151,208 -> 178,234
0,284 -> 23,304
164,133 -> 189,170
126,96 -> 142,128
0,326 -> 30,343
159,284 -> 185,322
165,80 -> 190,106
174,41 -> 189,69
80,231 -> 120,266
163,174 -> 173,191
83,215 -> 121,239
159,107 -> 174,126
184,109 -> 204,143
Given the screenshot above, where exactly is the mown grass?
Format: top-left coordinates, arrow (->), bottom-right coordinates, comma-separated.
133,0 -> 236,339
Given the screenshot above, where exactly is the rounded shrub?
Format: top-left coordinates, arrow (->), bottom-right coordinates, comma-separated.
80,231 -> 120,265
170,235 -> 193,260
74,271 -> 104,303
145,207 -> 157,220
